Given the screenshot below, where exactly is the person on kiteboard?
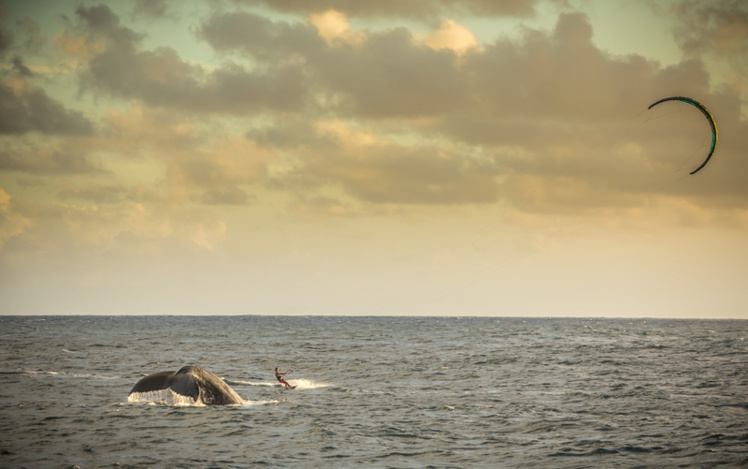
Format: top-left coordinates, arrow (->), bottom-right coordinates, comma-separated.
275,367 -> 294,389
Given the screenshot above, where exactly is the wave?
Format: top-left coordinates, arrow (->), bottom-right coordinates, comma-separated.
13,369 -> 119,380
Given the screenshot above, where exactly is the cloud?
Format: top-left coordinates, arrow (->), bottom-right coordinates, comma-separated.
57,182 -> 155,204
199,10 -> 324,60
200,186 -> 253,205
416,20 -> 478,56
309,10 -> 366,47
16,16 -> 46,52
0,188 -> 32,249
18,3 -> 746,221
201,10 -> 475,118
281,119 -> 501,204
11,54 -> 32,76
199,11 -> 661,121
0,29 -> 11,55
198,9 -> 747,214
0,2 -> 12,56
75,6 -> 308,115
238,0 -> 550,21
54,200 -> 171,248
672,0 -> 748,97
673,0 -> 748,60
51,200 -> 227,251
0,143 -> 103,174
0,75 -> 93,135
131,0 -> 169,19
317,27 -> 472,118
94,104 -> 270,204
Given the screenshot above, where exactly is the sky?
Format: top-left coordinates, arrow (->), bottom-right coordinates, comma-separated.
0,0 -> 747,318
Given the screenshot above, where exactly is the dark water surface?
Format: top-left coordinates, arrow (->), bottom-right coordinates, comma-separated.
1,316 -> 746,468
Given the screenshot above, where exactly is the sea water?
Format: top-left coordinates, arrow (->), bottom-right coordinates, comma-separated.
0,316 -> 746,468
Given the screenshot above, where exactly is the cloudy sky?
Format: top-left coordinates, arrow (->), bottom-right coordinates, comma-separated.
1,0 -> 746,317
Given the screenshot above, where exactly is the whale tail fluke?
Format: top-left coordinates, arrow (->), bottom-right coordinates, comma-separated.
129,370 -> 179,394
129,366 -> 243,405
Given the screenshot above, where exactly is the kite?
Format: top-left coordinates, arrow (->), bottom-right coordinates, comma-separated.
648,96 -> 718,175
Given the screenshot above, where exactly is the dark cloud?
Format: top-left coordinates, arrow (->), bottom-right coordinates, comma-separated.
58,183 -> 128,204
0,146 -> 103,174
0,2 -> 12,56
291,138 -> 501,204
247,116 -> 330,149
11,54 -> 31,76
16,16 -> 45,52
464,13 -> 661,122
132,0 -> 169,19
60,5 -> 748,210
313,28 -> 470,118
0,80 -> 93,135
200,186 -> 252,205
199,11 -> 324,61
199,12 -> 665,121
201,9 -> 740,206
75,5 -> 143,44
77,6 -> 308,115
0,28 -> 11,55
672,0 -> 748,91
672,0 -> 748,58
236,0 -> 550,21
333,149 -> 499,204
57,182 -> 165,204
201,12 -> 469,118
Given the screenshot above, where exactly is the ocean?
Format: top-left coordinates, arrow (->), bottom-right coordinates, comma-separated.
0,316 -> 746,468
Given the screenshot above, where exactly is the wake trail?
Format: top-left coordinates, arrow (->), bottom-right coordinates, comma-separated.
231,378 -> 333,390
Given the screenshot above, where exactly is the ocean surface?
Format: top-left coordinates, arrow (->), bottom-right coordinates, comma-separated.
0,316 -> 746,468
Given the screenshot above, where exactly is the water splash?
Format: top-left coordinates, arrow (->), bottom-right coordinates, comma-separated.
127,390 -> 202,406
287,378 -> 332,390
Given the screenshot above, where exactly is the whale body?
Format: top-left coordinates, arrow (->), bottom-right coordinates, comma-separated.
129,366 -> 243,405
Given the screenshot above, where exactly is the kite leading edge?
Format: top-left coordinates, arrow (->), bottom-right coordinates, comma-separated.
648,96 -> 718,175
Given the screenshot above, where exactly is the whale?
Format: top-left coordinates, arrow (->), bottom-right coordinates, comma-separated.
129,366 -> 244,405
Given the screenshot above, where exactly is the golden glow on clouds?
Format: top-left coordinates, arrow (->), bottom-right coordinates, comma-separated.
309,10 -> 367,47
0,189 -> 31,248
417,20 -> 479,55
0,0 -> 746,317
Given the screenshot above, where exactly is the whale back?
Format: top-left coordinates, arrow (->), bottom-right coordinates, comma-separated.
180,366 -> 244,405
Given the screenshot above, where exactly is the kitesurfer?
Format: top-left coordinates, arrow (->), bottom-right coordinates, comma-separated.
275,367 -> 294,389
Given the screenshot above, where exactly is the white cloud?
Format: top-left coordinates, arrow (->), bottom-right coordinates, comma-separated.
417,20 -> 479,56
0,188 -> 32,249
309,10 -> 366,47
